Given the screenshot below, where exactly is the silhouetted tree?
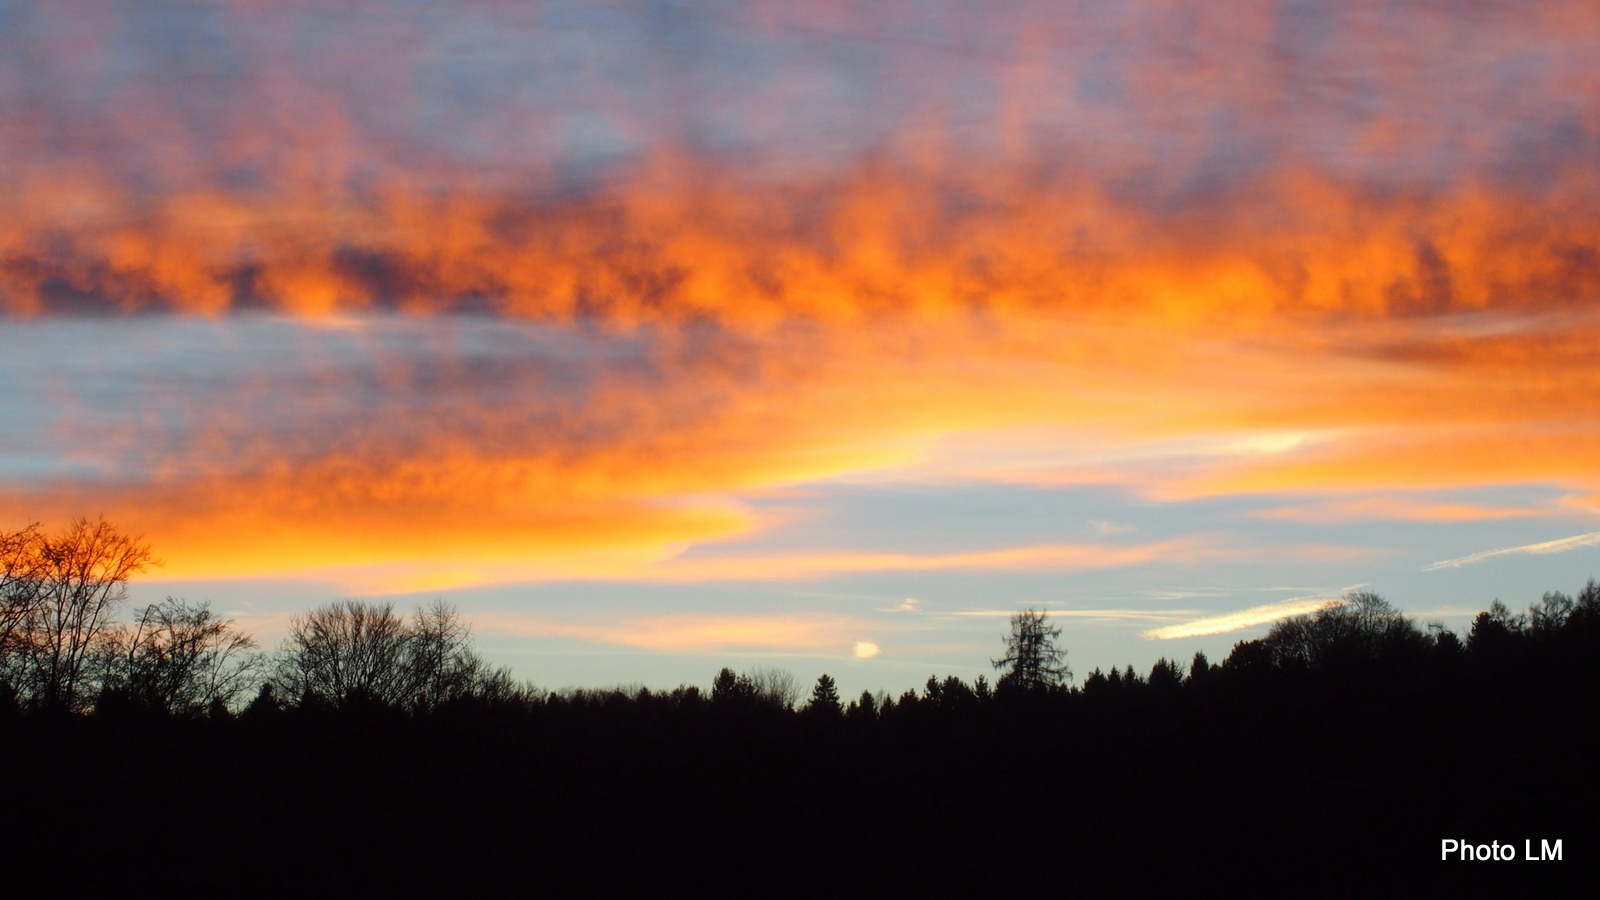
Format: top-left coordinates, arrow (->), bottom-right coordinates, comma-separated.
1428,622 -> 1464,658
275,600 -> 415,708
666,684 -> 703,708
1148,657 -> 1185,691
3,518 -> 155,711
408,599 -> 515,709
748,666 -> 799,710
1528,591 -> 1574,638
1221,639 -> 1273,681
711,667 -> 755,706
936,675 -> 976,711
242,683 -> 283,719
98,597 -> 262,716
1577,578 -> 1600,612
1082,667 -> 1108,695
992,609 -> 1070,692
1262,591 -> 1424,669
272,599 -> 512,710
1467,599 -> 1523,656
0,679 -> 18,722
847,689 -> 876,722
0,523 -> 45,662
806,673 -> 842,715
1568,578 -> 1600,636
1580,578 -> 1600,604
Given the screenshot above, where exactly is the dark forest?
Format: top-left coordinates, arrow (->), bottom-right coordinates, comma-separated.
2,520 -> 1594,895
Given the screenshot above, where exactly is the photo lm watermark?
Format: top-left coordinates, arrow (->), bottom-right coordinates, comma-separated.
1442,840 -> 1562,861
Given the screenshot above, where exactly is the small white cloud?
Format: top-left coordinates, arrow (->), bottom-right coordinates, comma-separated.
1425,531 -> 1600,571
853,641 -> 881,659
1089,520 -> 1134,536
896,598 -> 918,612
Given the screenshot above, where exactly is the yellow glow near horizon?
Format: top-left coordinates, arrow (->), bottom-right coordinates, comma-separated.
5,305 -> 1599,586
1142,598 -> 1346,641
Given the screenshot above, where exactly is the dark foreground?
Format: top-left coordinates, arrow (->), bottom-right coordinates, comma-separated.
5,655 -> 1595,898
4,522 -> 1594,894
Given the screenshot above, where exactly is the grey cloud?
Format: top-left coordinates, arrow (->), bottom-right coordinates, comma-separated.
1,1 -> 1593,193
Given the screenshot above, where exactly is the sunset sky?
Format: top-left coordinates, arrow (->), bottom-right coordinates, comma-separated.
3,0 -> 1598,694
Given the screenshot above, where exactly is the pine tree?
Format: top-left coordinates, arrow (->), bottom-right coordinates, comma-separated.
992,609 -> 1070,692
806,673 -> 842,715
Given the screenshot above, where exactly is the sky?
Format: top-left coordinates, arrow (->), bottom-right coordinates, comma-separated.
3,0 -> 1599,696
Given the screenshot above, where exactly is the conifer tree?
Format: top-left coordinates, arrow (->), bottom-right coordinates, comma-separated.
806,673 -> 841,715
992,609 -> 1070,692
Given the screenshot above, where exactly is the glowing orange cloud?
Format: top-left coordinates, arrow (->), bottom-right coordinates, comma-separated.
5,162 -> 1600,329
3,0 -> 1599,587
3,308 -> 1596,586
6,0 -> 1597,327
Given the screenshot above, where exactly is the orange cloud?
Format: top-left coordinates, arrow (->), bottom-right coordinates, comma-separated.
5,162 -> 1600,330
1254,496 -> 1558,524
636,538 -> 1217,583
472,611 -> 868,655
4,1 -> 1600,587
4,308 -> 1596,586
6,0 -> 1599,328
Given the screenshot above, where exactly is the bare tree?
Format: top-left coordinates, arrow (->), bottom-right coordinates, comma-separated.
274,599 -> 512,710
99,598 -> 263,715
747,665 -> 799,709
1263,591 -> 1424,667
710,665 -> 798,710
0,524 -> 45,663
1528,591 -> 1574,637
409,599 -> 513,709
275,600 -> 416,708
9,518 -> 155,711
993,609 -> 1070,692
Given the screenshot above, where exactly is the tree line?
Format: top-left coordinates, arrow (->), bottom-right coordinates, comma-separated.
1,519 -> 518,717
4,517 -> 1599,724
3,519 -> 1594,895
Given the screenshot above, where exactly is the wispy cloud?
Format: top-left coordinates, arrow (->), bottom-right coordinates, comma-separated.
1141,597 -> 1343,640
474,611 -> 870,655
643,539 -> 1212,582
950,609 -> 1200,623
1256,496 -> 1555,523
5,0 -> 1600,610
1425,531 -> 1600,571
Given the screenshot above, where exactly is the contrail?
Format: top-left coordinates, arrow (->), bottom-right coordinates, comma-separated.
1425,531 -> 1600,571
1142,597 -> 1342,640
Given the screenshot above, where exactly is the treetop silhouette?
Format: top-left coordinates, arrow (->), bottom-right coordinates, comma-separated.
992,608 -> 1070,692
